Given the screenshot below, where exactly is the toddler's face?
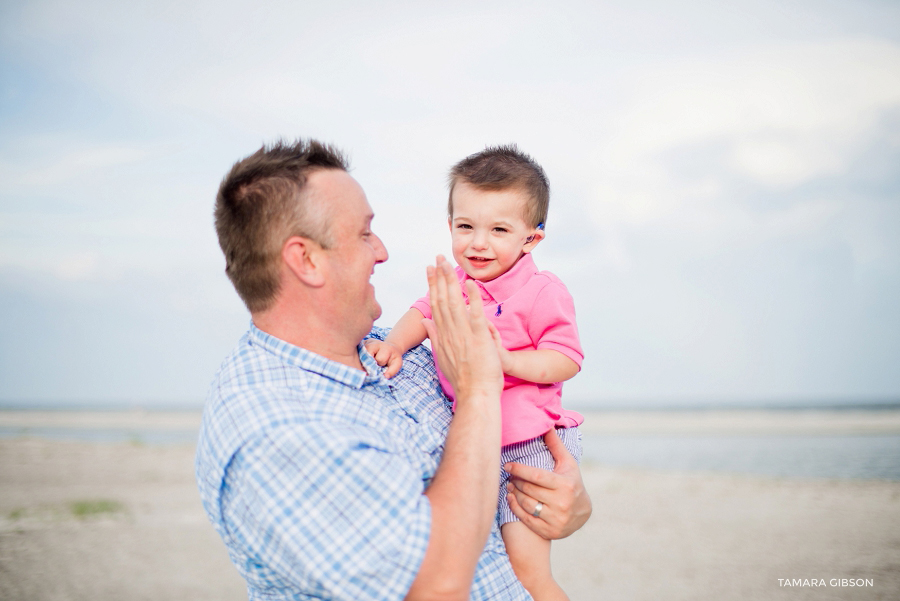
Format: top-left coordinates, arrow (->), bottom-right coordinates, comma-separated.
449,181 -> 543,282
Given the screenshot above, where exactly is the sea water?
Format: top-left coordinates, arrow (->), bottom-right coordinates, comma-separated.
3,407 -> 899,480
581,433 -> 900,480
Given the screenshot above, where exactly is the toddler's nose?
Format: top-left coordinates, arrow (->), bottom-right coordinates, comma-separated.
472,230 -> 489,250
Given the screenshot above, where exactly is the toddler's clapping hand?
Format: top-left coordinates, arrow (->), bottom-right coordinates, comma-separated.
364,339 -> 404,378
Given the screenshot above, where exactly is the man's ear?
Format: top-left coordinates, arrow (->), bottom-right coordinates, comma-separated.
523,229 -> 545,253
283,236 -> 326,287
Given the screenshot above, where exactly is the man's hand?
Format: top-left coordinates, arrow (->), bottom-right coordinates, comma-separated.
486,321 -> 515,374
364,339 -> 404,378
421,257 -> 503,400
504,429 -> 592,539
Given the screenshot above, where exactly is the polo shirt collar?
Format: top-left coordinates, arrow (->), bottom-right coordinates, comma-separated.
474,252 -> 539,303
248,323 -> 375,389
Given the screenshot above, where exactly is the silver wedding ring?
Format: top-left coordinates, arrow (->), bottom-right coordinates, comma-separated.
532,502 -> 543,518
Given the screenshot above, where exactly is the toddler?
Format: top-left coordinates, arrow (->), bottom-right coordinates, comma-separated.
366,145 -> 583,601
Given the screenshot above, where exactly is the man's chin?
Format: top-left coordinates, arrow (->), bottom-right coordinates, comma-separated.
365,293 -> 382,321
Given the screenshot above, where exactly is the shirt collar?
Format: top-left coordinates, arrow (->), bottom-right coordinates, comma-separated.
248,323 -> 379,389
468,252 -> 539,303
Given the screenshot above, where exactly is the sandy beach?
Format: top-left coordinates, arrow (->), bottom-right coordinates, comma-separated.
1,410 -> 898,600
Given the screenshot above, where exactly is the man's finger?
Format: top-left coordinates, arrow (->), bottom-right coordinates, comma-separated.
422,318 -> 437,346
463,279 -> 484,321
544,429 -> 576,472
426,264 -> 444,331
487,319 -> 502,341
440,258 -> 467,330
432,257 -> 459,334
506,473 -> 546,502
504,461 -> 557,490
506,493 -> 551,539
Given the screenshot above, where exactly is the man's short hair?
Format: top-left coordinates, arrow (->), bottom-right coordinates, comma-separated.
215,139 -> 349,313
447,144 -> 549,228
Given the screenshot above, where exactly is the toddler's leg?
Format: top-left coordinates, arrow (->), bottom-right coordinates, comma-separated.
499,428 -> 581,600
501,521 -> 569,601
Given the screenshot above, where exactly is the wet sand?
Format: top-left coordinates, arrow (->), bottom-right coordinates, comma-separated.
1,410 -> 898,600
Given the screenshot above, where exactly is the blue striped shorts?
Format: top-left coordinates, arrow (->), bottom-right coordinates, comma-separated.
497,426 -> 583,525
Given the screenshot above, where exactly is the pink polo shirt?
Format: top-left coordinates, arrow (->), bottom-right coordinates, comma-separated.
412,253 -> 584,446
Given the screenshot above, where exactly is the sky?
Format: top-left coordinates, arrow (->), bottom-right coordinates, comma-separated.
1,0 -> 898,407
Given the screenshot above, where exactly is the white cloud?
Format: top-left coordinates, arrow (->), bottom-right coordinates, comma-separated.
578,36 -> 900,283
2,0 -> 898,402
54,251 -> 100,281
603,38 -> 900,189
0,141 -> 150,193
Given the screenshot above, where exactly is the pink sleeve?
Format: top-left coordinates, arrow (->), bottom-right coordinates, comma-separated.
411,294 -> 432,320
410,267 -> 468,320
529,281 -> 583,368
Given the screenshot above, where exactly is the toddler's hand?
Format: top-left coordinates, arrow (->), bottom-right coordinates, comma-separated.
364,340 -> 404,378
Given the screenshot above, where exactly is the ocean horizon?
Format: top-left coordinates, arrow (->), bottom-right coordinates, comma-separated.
2,403 -> 900,481
2,396 -> 899,412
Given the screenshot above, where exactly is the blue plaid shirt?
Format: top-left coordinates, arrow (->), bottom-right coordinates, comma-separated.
196,324 -> 530,601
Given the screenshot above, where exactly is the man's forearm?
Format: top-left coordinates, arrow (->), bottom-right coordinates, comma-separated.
406,390 -> 501,600
407,257 -> 504,600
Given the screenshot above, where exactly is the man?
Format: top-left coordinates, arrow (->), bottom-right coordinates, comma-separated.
196,139 -> 591,600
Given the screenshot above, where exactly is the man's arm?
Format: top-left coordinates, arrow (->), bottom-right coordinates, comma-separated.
218,421 -> 433,600
406,257 -> 504,601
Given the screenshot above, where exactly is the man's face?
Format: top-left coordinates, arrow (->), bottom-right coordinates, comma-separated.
305,169 -> 388,338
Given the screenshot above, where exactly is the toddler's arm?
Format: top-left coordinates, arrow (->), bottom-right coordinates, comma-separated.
365,308 -> 428,378
488,325 -> 580,384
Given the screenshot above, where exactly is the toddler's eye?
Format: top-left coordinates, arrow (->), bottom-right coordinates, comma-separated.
493,227 -> 508,233
457,224 -> 473,230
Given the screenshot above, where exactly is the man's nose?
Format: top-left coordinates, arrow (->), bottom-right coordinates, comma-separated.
372,233 -> 389,263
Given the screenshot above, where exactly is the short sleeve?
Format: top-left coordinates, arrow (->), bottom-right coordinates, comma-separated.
411,267 -> 470,320
411,293 -> 432,319
529,281 -> 584,368
221,422 -> 431,600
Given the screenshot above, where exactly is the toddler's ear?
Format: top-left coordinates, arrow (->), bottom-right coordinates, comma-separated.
523,228 -> 545,252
